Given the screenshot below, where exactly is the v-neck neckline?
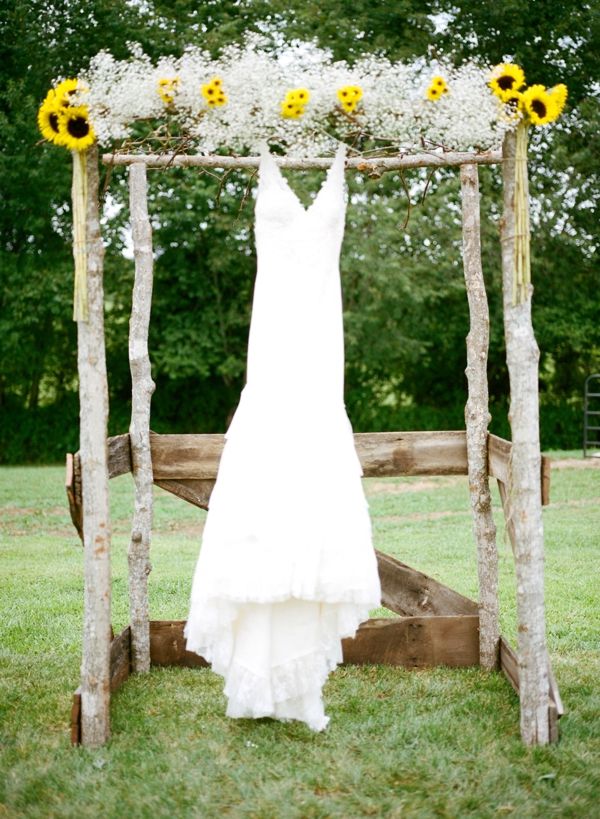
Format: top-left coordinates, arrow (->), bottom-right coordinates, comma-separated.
260,145 -> 346,215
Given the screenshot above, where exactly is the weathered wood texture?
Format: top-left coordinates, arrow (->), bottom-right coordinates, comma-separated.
376,551 -> 478,616
110,625 -> 132,692
501,130 -> 550,745
68,431 -> 551,528
76,145 -> 112,748
148,430 -> 470,480
488,434 -> 550,506
145,617 -> 479,669
499,637 -> 562,743
65,453 -> 83,540
108,433 -> 132,478
149,620 -> 209,668
103,149 -> 503,171
342,615 -> 480,667
461,164 -> 500,670
72,625 -> 133,745
154,478 -> 215,510
127,163 -> 155,674
70,689 -> 82,746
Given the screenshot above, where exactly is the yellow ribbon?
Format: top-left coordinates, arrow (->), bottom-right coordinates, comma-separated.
71,149 -> 89,322
513,121 -> 531,305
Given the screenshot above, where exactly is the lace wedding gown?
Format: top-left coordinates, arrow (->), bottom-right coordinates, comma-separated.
184,144 -> 381,731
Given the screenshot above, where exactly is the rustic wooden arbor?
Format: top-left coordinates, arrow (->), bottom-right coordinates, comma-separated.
66,135 -> 562,749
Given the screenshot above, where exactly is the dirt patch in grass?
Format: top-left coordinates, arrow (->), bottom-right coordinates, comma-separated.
366,476 -> 463,495
551,457 -> 600,469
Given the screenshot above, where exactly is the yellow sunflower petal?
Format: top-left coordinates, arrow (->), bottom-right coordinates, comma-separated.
521,84 -> 558,125
58,106 -> 95,151
158,77 -> 179,105
37,96 -> 66,145
489,63 -> 526,97
548,83 -> 568,117
55,78 -> 79,106
426,85 -> 442,101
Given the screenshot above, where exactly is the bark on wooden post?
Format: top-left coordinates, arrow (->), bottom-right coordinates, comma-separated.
460,163 -> 500,670
76,144 -> 112,746
127,162 -> 155,672
501,130 -> 550,745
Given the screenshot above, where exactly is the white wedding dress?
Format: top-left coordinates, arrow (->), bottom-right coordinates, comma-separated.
184,143 -> 381,731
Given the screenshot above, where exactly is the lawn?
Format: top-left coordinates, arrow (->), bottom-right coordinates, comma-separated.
0,459 -> 599,818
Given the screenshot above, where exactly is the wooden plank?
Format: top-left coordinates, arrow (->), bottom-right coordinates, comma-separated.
500,636 -> 562,743
500,636 -> 520,695
70,687 -> 82,746
110,626 -> 132,692
342,615 -> 480,668
376,551 -> 478,617
148,431 -> 470,481
541,455 -> 551,507
154,478 -> 215,510
548,664 -> 564,717
65,453 -> 83,541
149,620 -> 209,668
108,433 -> 132,478
488,433 -> 511,484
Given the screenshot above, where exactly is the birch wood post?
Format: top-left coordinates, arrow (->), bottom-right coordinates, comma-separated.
76,144 -> 112,746
127,162 -> 155,672
501,130 -> 550,745
460,164 -> 500,670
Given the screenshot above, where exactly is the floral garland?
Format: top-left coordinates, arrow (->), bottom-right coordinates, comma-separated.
37,43 -> 568,318
37,38 -> 567,158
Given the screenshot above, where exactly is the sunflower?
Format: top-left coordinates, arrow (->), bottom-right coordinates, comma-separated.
158,77 -> 179,106
426,84 -> 443,101
285,88 -> 311,105
431,75 -> 448,91
489,63 -> 526,98
37,92 -> 65,145
548,83 -> 568,117
280,100 -> 304,119
502,89 -> 524,113
202,77 -> 227,106
521,84 -> 558,125
58,106 -> 96,151
337,85 -> 362,107
55,78 -> 79,106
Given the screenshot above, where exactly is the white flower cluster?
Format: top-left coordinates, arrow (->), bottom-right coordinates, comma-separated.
78,34 -> 516,156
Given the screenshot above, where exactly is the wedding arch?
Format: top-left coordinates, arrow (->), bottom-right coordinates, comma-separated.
39,42 -> 566,748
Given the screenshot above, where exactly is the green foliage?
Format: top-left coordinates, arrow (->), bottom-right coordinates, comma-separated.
0,0 -> 598,463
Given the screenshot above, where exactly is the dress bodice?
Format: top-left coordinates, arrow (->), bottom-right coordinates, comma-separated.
243,145 -> 349,409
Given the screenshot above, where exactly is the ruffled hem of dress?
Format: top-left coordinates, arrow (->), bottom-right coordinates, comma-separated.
183,598 -> 372,732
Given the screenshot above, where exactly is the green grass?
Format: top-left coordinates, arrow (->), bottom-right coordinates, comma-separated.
1,461 -> 599,818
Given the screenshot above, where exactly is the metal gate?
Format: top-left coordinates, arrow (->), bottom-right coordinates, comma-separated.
584,374 -> 600,457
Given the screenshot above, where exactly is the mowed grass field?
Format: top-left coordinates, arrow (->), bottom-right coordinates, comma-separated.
0,457 -> 599,818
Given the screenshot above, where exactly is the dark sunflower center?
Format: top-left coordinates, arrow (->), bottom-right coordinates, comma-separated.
49,113 -> 60,133
498,75 -> 515,90
67,116 -> 89,139
530,98 -> 547,117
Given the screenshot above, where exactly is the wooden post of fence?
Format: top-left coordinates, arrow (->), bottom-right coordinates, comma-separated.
460,163 -> 500,670
76,144 -> 112,746
500,129 -> 550,745
127,162 -> 155,673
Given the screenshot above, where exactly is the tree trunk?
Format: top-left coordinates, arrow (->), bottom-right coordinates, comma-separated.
460,163 -> 499,670
127,163 -> 155,673
500,130 -> 549,745
76,145 -> 111,747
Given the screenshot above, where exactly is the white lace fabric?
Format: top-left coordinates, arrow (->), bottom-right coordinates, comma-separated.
184,144 -> 381,731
